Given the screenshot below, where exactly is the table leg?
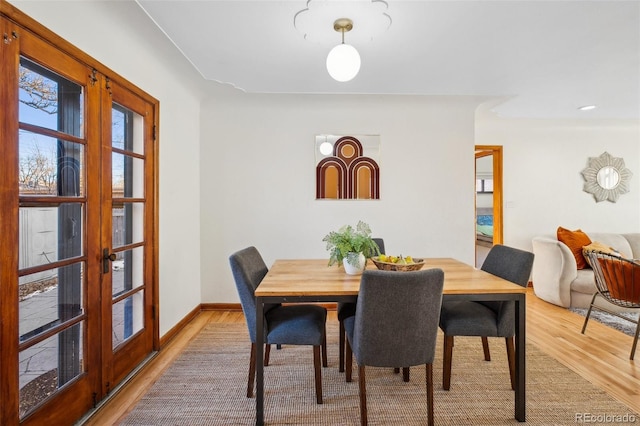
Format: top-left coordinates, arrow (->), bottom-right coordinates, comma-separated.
256,298 -> 264,426
515,294 -> 526,422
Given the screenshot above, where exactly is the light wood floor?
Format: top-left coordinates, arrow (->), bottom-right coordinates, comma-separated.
84,289 -> 639,425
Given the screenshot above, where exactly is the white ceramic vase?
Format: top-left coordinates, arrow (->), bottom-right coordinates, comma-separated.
343,252 -> 366,275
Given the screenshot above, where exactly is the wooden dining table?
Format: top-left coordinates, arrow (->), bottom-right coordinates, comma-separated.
254,258 -> 527,425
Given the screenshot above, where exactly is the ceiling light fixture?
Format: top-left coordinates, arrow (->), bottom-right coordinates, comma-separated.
578,105 -> 597,111
326,18 -> 361,82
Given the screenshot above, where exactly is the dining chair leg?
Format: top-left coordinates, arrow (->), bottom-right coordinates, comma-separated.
443,335 -> 454,390
505,337 -> 516,390
358,365 -> 368,426
322,330 -> 328,367
339,321 -> 346,372
247,343 -> 256,398
346,339 -> 353,382
426,363 -> 434,426
402,367 -> 410,382
264,344 -> 271,366
481,336 -> 491,361
313,345 -> 323,404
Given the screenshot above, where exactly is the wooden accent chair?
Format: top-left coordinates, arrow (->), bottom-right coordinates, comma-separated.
344,269 -> 444,426
229,246 -> 328,403
337,238 -> 384,373
583,251 -> 640,360
439,244 -> 534,390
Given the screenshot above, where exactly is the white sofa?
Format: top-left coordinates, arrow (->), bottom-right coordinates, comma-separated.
531,233 -> 640,310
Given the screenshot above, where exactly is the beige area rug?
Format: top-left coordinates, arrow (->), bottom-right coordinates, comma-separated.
120,322 -> 637,425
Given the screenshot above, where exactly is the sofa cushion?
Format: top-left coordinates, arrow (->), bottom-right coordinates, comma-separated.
622,234 -> 640,259
557,227 -> 592,270
570,269 -> 597,294
587,233 -> 632,259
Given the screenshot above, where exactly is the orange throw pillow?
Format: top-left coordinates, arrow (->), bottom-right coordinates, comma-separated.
557,227 -> 592,270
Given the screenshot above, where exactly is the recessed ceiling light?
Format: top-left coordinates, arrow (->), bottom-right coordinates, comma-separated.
578,105 -> 597,111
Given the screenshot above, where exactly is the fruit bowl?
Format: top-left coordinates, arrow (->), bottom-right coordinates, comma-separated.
371,256 -> 425,272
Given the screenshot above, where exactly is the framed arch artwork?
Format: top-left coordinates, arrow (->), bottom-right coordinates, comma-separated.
315,134 -> 380,200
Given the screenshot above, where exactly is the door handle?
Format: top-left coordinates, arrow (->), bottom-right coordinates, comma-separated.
103,248 -> 117,273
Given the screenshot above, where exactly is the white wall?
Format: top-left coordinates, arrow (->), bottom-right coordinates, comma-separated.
200,89 -> 485,302
476,109 -> 640,251
10,0 -> 205,336
10,0 -> 640,330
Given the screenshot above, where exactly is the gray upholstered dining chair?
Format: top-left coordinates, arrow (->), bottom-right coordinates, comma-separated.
439,244 -> 534,391
229,246 -> 328,403
343,268 -> 444,426
337,238 -> 385,373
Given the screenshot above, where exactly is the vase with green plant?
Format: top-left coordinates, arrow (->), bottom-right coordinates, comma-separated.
322,221 -> 381,274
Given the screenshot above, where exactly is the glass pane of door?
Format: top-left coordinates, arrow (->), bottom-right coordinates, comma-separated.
17,57 -> 86,418
110,102 -> 146,350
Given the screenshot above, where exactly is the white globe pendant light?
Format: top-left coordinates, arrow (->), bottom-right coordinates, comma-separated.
327,44 -> 361,82
326,18 -> 361,82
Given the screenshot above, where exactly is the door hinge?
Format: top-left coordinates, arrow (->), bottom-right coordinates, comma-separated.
153,124 -> 157,141
105,77 -> 112,97
89,69 -> 98,86
92,392 -> 97,408
152,305 -> 156,320
3,31 -> 18,44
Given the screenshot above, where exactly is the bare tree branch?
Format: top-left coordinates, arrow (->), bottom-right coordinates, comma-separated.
19,67 -> 58,115
19,142 -> 57,194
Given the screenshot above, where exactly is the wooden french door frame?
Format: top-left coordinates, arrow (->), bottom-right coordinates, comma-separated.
0,2 -> 159,424
3,18 -> 103,426
100,80 -> 158,394
0,13 -> 22,425
475,145 -> 503,245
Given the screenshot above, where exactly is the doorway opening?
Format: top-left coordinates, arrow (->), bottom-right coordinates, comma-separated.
475,146 -> 503,267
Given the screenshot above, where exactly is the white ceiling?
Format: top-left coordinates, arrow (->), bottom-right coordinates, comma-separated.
136,0 -> 640,119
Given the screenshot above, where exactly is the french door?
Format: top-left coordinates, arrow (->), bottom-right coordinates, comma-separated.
100,80 -> 157,392
0,7 -> 158,425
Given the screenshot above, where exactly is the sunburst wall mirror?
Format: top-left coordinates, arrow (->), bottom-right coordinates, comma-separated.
581,151 -> 633,203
